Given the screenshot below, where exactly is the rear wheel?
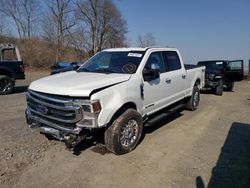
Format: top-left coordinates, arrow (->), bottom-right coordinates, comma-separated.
104,109 -> 143,155
186,84 -> 200,111
215,80 -> 223,95
0,75 -> 14,95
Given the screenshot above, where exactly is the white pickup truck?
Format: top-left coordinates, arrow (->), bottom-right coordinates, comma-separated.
26,47 -> 205,155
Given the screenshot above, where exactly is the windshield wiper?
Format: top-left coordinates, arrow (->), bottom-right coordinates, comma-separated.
94,69 -> 116,74
77,68 -> 89,72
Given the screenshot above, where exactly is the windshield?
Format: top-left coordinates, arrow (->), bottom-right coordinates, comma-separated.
78,51 -> 145,74
198,61 -> 224,71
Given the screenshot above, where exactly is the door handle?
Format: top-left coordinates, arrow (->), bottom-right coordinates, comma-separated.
182,74 -> 186,79
165,78 -> 171,84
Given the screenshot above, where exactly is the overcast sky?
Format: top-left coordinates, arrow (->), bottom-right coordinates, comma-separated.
116,0 -> 250,66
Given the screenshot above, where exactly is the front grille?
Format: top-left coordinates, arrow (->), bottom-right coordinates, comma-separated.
26,90 -> 83,130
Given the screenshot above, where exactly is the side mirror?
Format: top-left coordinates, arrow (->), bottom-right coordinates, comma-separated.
143,63 -> 160,82
151,63 -> 160,71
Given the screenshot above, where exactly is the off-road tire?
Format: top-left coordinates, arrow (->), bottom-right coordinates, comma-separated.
104,109 -> 143,155
0,75 -> 14,95
215,80 -> 223,95
186,84 -> 200,111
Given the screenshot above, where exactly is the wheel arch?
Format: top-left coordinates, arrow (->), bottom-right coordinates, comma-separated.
108,102 -> 137,126
0,67 -> 15,78
194,78 -> 201,88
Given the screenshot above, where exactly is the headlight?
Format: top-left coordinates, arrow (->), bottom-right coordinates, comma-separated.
215,75 -> 222,79
73,99 -> 102,128
208,74 -> 215,79
74,99 -> 101,113
82,105 -> 91,112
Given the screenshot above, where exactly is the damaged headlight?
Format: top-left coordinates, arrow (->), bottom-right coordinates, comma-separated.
73,99 -> 102,128
74,99 -> 101,113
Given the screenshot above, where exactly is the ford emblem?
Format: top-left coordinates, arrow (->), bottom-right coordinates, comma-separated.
36,104 -> 49,115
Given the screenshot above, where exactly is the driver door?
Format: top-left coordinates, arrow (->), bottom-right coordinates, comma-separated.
142,51 -> 169,115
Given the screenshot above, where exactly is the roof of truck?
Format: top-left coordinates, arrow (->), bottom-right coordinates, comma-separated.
198,60 -> 228,62
197,60 -> 228,64
103,47 -> 178,52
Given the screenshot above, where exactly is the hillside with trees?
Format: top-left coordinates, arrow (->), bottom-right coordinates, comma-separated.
0,0 -> 128,69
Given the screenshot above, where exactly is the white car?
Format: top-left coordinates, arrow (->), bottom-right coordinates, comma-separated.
26,47 -> 205,155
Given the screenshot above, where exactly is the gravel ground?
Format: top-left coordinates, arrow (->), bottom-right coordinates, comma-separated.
0,72 -> 249,188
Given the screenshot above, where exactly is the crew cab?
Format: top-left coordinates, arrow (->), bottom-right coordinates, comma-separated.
197,60 -> 244,95
26,47 -> 205,155
0,44 -> 25,94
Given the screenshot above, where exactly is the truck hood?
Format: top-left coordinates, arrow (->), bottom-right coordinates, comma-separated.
29,71 -> 131,97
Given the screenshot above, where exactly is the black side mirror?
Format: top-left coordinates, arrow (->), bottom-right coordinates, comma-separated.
143,63 -> 160,82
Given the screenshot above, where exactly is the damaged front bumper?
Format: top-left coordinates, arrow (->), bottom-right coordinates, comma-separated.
25,90 -> 101,147
26,108 -> 87,147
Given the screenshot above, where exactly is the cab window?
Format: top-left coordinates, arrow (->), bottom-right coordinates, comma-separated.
144,52 -> 166,73
164,51 -> 181,71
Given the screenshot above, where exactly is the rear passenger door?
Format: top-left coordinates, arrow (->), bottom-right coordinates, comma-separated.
163,51 -> 186,103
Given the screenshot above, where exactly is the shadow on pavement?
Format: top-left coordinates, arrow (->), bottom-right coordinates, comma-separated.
73,130 -> 106,156
144,112 -> 183,134
196,122 -> 250,188
196,176 -> 205,188
201,90 -> 234,96
73,111 -> 184,156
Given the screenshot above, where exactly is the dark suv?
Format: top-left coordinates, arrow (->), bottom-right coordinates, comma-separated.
197,60 -> 243,95
50,61 -> 83,75
0,44 -> 25,95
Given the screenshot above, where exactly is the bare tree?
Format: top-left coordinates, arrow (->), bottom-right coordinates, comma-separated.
76,0 -> 127,56
137,33 -> 156,47
0,18 -> 7,42
23,0 -> 40,38
43,0 -> 76,61
65,27 -> 87,58
0,19 -> 6,36
0,0 -> 40,39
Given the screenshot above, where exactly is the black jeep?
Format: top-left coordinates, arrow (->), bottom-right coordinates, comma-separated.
197,60 -> 243,95
0,44 -> 25,95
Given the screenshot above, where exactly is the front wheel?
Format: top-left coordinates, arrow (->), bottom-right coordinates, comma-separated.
215,80 -> 223,95
226,82 -> 234,91
186,84 -> 200,111
104,109 -> 143,155
0,75 -> 14,95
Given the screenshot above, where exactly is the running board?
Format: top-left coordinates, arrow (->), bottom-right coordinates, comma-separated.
144,103 -> 185,127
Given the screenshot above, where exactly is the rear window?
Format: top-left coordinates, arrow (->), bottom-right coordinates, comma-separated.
1,49 -> 18,61
198,61 -> 224,71
164,51 -> 181,71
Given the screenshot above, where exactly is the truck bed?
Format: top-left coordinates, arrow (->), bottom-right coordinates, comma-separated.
185,64 -> 206,95
0,60 -> 25,79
